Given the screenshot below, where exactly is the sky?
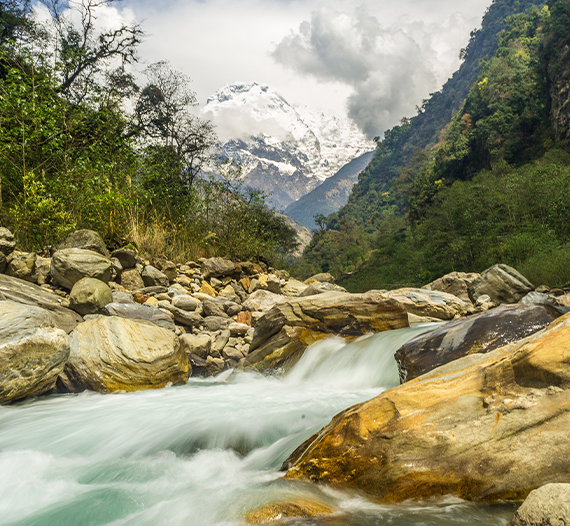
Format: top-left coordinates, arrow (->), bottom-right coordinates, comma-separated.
42,0 -> 492,139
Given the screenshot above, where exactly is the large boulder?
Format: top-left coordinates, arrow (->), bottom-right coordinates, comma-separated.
395,304 -> 562,383
0,227 -> 16,256
422,271 -> 480,303
281,279 -> 309,297
469,264 -> 534,305
243,290 -> 285,312
58,316 -> 189,393
51,248 -> 113,290
141,265 -> 169,287
0,274 -> 83,333
283,313 -> 570,503
504,484 -> 570,526
52,229 -> 109,257
384,288 -> 469,320
110,248 -> 137,269
201,257 -> 236,279
69,277 -> 113,316
6,251 -> 37,283
245,291 -> 408,372
0,301 -> 70,404
105,302 -> 175,331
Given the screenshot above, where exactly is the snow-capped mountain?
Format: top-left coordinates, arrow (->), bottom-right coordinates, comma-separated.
202,82 -> 374,210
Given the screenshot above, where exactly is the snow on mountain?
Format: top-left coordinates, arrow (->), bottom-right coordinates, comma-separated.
202,82 -> 374,210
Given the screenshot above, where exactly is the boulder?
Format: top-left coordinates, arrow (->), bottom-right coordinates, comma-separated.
0,301 -> 70,404
179,334 -> 211,359
52,229 -> 109,257
283,313 -> 570,504
0,274 -> 83,333
154,259 -> 177,281
110,248 -> 137,269
519,292 -> 559,308
384,288 -> 469,320
202,300 -> 228,318
503,484 -> 570,526
282,279 -> 309,297
559,294 -> 570,308
245,292 -> 408,372
6,251 -> 37,283
422,271 -> 480,303
243,290 -> 285,313
35,256 -> 51,285
141,265 -> 169,288
51,248 -> 112,290
105,302 -> 175,331
201,257 -> 236,279
111,291 -> 135,304
469,264 -> 534,305
244,498 -> 334,525
395,304 -> 562,383
299,282 -> 347,297
0,227 -> 16,256
58,316 -> 189,393
304,272 -> 335,285
69,277 -> 113,316
119,268 -> 145,291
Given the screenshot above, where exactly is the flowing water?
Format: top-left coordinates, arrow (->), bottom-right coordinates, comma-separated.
0,325 -> 516,525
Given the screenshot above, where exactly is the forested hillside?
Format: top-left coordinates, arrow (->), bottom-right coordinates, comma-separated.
0,0 -> 298,263
296,0 -> 570,290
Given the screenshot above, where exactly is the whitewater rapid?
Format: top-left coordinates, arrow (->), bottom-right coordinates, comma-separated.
0,325 -> 515,525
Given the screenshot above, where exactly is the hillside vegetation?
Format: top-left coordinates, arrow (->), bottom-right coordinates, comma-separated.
296,0 -> 570,290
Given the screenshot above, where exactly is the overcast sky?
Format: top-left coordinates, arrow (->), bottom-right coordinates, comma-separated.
85,0 -> 491,138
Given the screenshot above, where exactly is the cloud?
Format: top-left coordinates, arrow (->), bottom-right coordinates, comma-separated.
272,6 -> 475,138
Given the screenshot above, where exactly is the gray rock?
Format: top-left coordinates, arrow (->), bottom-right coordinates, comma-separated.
119,268 -> 144,291
51,248 -> 113,290
201,257 -> 236,279
469,264 -> 534,305
504,484 -> 570,526
6,251 -> 37,283
203,316 -> 231,332
214,330 -> 231,353
171,295 -> 199,312
111,248 -> 137,269
222,346 -> 243,361
141,265 -> 169,288
282,279 -> 309,297
422,271 -> 480,303
243,290 -> 285,312
134,286 -> 169,296
0,301 -> 70,403
69,277 -> 113,315
180,334 -> 211,359
52,229 -> 109,257
0,273 -> 83,333
112,291 -> 135,304
202,300 -> 229,318
169,306 -> 203,328
519,291 -> 559,307
35,256 -> 51,285
0,228 -> 16,256
105,302 -> 175,331
299,282 -> 347,297
229,322 -> 250,336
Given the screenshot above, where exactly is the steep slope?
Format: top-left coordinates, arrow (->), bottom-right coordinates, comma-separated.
203,83 -> 373,210
285,151 -> 375,230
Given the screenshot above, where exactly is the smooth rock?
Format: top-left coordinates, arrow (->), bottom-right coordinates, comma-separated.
282,279 -> 309,297
179,333 -> 211,359
141,265 -> 169,288
105,302 -> 175,331
59,317 -> 188,393
519,292 -> 559,307
201,257 -> 236,279
0,274 -> 83,333
299,282 -> 347,297
244,498 -> 334,524
304,272 -> 335,285
6,251 -> 37,283
0,227 -> 16,256
229,322 -> 250,336
120,268 -> 145,291
469,264 -> 534,305
243,290 -> 285,312
422,271 -> 480,303
51,248 -> 112,290
111,248 -> 137,269
112,291 -> 135,304
395,304 -> 562,383
283,313 -> 570,503
503,484 -> 570,526
69,277 -> 113,316
199,281 -> 217,297
52,229 -> 110,257
202,300 -> 228,318
172,295 -> 199,312
0,301 -> 70,403
559,294 -> 570,307
384,288 -> 469,320
203,316 -> 230,332
35,256 -> 51,285
214,330 -> 230,353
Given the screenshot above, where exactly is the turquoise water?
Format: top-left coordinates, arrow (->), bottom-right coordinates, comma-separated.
0,325 -> 515,525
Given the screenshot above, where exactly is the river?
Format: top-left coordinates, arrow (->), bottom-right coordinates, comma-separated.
0,324 -> 515,525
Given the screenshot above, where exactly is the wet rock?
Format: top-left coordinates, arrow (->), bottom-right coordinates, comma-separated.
0,301 -> 70,404
469,264 -> 534,305
51,248 -> 112,290
384,288 -> 469,320
422,271 -> 480,303
141,265 -> 169,288
503,484 -> 570,526
395,304 -> 562,383
283,313 -> 570,504
59,316 -> 188,393
214,330 -> 230,354
201,257 -> 236,279
69,277 -> 113,316
244,498 -> 334,524
105,302 -> 175,332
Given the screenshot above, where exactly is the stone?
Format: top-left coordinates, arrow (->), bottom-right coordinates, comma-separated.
180,333 -> 211,359
229,322 -> 250,336
283,313 -> 570,504
214,330 -> 231,353
144,297 -> 159,308
243,290 -> 285,313
154,259 -> 177,281
69,277 -> 113,316
384,288 -> 469,320
141,265 -> 169,288
202,300 -> 228,318
6,251 -> 37,283
203,316 -> 230,332
475,294 -> 497,311
245,292 -> 409,373
160,304 -> 203,328
134,286 -> 168,296
304,272 -> 335,285
111,291 -> 135,304
422,271 -> 480,303
276,269 -> 290,280
519,292 -> 559,307
236,311 -> 253,326
199,281 -> 217,297
187,353 -> 208,376
260,274 -> 281,294
469,264 -> 534,305
58,317 -> 188,393
299,282 -> 347,297
222,347 -> 243,361
172,295 -> 199,311
281,279 -> 309,297
201,257 -> 236,279
395,304 -> 562,383
52,229 -> 109,257
105,302 -> 175,331
111,248 -> 137,269
559,294 -> 570,307
240,277 -> 251,292
0,274 -> 83,333
0,301 -> 70,404
0,252 -> 6,274
503,484 -> 570,526
51,248 -> 113,290
119,268 -> 145,291
35,256 -> 51,285
0,227 -> 16,256
244,498 -> 334,524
